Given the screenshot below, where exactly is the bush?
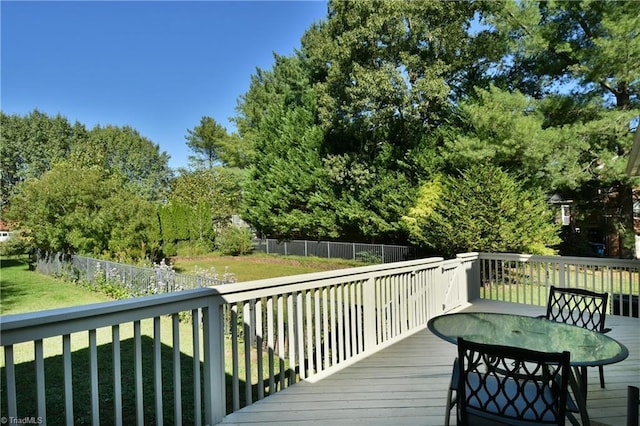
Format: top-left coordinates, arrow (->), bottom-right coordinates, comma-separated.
162,241 -> 178,257
215,227 -> 253,256
175,239 -> 214,257
404,163 -> 561,257
355,251 -> 382,264
0,230 -> 32,256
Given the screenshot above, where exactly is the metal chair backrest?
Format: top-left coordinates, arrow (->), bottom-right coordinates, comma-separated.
457,337 -> 570,426
545,286 -> 609,332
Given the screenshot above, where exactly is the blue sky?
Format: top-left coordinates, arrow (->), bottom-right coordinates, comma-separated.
1,1 -> 328,169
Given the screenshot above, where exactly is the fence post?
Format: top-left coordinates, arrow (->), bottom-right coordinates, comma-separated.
327,242 -> 330,260
353,243 -> 356,260
382,245 -> 385,263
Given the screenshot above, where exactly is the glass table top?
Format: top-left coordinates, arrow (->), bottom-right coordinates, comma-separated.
427,312 -> 629,366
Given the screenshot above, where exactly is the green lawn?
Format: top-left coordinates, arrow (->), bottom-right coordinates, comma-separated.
0,257 -> 113,315
171,253 -> 365,282
0,254 -> 363,316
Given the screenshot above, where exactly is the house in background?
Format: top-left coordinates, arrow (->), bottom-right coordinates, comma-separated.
0,220 -> 10,242
626,125 -> 640,258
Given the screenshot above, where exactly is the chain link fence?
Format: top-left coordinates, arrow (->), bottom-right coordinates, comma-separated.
35,251 -> 229,296
252,238 -> 417,263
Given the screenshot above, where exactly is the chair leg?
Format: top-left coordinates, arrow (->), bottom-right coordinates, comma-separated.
567,411 -> 581,426
599,365 -> 605,388
580,366 -> 588,399
445,359 -> 459,426
628,386 -> 639,426
444,387 -> 454,426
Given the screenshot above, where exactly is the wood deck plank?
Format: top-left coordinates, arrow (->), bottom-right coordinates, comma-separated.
220,299 -> 640,425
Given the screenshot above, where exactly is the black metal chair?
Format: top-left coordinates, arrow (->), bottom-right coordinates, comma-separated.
542,286 -> 611,389
455,337 -> 571,426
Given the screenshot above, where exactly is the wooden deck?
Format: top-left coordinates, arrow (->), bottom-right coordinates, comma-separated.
220,299 -> 640,425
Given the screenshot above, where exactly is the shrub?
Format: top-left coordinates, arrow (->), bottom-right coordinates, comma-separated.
404,163 -> 561,257
215,227 -> 253,256
0,230 -> 32,256
175,239 -> 214,257
355,251 -> 382,264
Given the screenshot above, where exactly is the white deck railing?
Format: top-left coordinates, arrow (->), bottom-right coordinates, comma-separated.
477,253 -> 640,315
1,252 -> 637,425
0,254 -> 477,425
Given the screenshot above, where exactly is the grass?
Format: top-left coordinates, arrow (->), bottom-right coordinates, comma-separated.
170,252 -> 366,282
2,336 -> 201,424
0,257 -> 113,315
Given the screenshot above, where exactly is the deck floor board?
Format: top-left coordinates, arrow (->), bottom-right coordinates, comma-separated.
220,299 -> 640,425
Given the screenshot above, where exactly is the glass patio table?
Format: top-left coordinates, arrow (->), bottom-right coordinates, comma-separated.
427,312 -> 629,424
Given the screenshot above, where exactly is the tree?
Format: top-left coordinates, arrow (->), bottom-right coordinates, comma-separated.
0,110 -> 85,208
294,0 -> 491,241
71,124 -> 172,202
1,111 -> 172,207
486,0 -> 639,109
6,162 -> 160,261
236,1 -> 490,243
442,86 -> 638,191
235,54 -> 340,240
301,0 -> 491,170
185,116 -> 252,169
403,164 -> 561,257
232,0 -> 638,252
481,0 -> 640,255
161,167 -> 244,253
242,102 -> 339,240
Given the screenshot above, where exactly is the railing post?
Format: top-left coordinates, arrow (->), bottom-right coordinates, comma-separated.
458,253 -> 481,302
203,295 -> 225,425
362,277 -> 377,352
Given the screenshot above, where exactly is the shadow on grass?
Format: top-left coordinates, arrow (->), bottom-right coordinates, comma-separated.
0,336 -> 253,425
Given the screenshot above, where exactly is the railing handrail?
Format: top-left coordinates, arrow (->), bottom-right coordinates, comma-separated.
0,256 -> 447,346
3,252 -> 636,345
0,287 -> 218,345
213,256 -> 445,296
